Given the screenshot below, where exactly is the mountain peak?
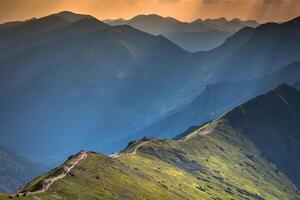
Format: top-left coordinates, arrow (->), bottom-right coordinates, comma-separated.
50,11 -> 95,23
191,18 -> 204,23
231,18 -> 242,22
205,17 -> 228,23
282,15 -> 300,26
130,14 -> 168,22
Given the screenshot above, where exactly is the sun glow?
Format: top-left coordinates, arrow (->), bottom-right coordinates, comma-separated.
0,0 -> 299,24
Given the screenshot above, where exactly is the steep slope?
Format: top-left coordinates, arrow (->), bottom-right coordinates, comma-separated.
224,84 -> 300,187
2,84 -> 300,200
207,17 -> 300,81
194,26 -> 256,72
135,61 -> 300,138
0,147 -> 45,193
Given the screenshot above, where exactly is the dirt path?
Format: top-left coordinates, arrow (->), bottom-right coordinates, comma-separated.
109,141 -> 149,158
199,130 -> 210,135
17,151 -> 88,197
183,129 -> 212,141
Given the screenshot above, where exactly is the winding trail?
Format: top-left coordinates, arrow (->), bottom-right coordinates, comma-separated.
17,151 -> 88,196
109,141 -> 149,158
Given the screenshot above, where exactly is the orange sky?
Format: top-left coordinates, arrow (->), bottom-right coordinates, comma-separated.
0,0 -> 299,24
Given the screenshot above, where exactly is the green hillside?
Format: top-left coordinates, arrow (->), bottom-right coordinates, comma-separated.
1,84 -> 300,200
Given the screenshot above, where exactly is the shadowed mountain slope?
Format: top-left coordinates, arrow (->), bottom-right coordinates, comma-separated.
224,84 -> 300,187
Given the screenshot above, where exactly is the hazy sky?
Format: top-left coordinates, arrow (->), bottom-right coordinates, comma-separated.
0,0 -> 299,24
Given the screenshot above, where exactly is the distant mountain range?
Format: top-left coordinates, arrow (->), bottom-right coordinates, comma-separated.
104,14 -> 259,35
104,14 -> 259,51
3,84 -> 299,199
0,12 -> 299,166
0,146 -> 45,193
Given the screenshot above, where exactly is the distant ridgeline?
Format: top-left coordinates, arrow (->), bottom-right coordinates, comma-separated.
104,15 -> 259,51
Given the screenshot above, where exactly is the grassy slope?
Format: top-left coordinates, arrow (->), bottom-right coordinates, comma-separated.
1,118 -> 299,200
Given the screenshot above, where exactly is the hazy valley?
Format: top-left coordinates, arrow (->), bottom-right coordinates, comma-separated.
0,9 -> 299,200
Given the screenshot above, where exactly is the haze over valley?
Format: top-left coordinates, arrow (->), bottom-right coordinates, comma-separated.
0,1 -> 299,199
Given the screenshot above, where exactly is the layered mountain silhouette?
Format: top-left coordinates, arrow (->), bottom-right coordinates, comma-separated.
2,84 -> 299,199
104,14 -> 259,51
0,146 -> 45,193
0,12 -> 299,166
